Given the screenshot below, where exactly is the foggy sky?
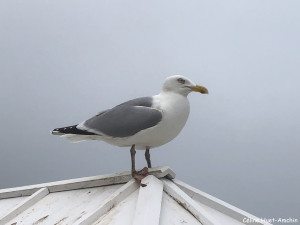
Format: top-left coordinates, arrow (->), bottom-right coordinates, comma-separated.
0,0 -> 299,223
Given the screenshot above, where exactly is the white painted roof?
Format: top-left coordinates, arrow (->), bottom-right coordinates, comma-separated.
0,166 -> 272,225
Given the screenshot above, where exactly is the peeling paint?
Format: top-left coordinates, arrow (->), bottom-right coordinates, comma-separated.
33,215 -> 49,225
73,215 -> 83,222
141,182 -> 148,187
72,211 -> 87,222
94,203 -> 116,224
54,217 -> 68,225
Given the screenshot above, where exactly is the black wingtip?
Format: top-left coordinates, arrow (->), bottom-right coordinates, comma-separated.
51,125 -> 97,136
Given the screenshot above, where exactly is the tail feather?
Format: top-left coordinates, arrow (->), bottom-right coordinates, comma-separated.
51,125 -> 97,136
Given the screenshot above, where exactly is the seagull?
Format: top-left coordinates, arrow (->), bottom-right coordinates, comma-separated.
51,75 -> 208,180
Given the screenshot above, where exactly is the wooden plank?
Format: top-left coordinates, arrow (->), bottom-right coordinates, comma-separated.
132,175 -> 163,225
74,179 -> 139,225
162,179 -> 222,225
0,171 -> 131,199
0,166 -> 175,200
0,187 -> 49,225
173,179 -> 272,225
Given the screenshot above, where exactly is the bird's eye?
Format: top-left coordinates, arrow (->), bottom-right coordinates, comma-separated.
177,78 -> 185,84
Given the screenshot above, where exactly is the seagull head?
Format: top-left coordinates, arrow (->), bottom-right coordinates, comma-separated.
162,75 -> 208,96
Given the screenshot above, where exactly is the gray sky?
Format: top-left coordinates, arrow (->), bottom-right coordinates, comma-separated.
0,0 -> 299,223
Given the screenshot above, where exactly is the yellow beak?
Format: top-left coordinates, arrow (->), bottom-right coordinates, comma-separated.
190,85 -> 209,94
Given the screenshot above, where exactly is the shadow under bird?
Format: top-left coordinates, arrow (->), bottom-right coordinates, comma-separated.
51,75 -> 208,180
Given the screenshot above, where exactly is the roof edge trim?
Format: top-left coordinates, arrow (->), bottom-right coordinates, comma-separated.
0,166 -> 175,200
173,179 -> 272,225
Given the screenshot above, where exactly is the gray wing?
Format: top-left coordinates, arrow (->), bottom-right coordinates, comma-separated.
80,97 -> 162,137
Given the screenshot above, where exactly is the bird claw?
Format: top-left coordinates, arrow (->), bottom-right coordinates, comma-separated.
132,167 -> 149,184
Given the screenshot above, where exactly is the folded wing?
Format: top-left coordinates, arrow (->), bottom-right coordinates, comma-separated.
78,97 -> 162,138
